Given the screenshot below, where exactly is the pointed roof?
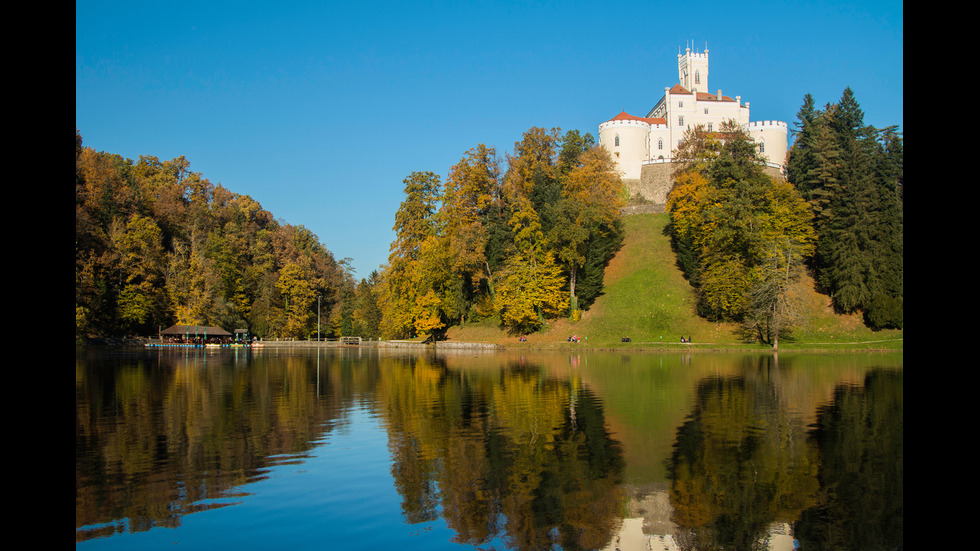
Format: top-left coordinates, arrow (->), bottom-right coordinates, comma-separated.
667,83 -> 736,102
606,111 -> 667,125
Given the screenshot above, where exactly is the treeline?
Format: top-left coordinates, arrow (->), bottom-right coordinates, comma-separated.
665,88 -> 902,344
786,88 -> 903,329
75,130 -> 381,341
378,127 -> 624,338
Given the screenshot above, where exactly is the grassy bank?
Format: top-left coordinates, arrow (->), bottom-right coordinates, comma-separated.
445,213 -> 902,351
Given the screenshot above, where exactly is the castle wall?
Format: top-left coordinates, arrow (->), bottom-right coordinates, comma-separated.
637,163 -> 674,204
624,161 -> 786,211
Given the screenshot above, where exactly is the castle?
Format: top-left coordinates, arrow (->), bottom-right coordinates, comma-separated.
599,46 -> 787,204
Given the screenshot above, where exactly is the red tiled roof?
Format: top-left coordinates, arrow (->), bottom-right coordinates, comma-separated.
668,83 -> 735,102
607,111 -> 667,125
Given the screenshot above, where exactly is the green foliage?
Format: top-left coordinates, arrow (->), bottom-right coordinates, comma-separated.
75,130 -> 352,339
786,89 -> 903,327
378,127 -> 625,336
666,96 -> 900,338
667,123 -> 813,329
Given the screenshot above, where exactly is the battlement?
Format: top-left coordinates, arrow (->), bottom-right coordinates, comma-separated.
599,118 -> 668,130
744,120 -> 787,130
601,45 -> 787,183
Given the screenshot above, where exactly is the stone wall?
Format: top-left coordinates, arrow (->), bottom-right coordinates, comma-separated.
623,162 -> 786,214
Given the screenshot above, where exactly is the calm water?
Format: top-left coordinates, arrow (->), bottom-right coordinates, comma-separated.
76,346 -> 903,550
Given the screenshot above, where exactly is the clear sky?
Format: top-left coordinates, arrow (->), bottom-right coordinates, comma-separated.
76,0 -> 903,279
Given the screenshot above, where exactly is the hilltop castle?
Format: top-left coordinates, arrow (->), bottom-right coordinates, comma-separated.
599,46 -> 787,204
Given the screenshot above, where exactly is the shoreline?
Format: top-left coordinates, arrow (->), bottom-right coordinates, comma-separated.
82,337 -> 903,354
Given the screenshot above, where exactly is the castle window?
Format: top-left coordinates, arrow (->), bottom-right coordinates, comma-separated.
707,123 -> 713,132
678,116 -> 684,127
695,70 -> 700,85
658,138 -> 663,150
614,135 -> 620,147
758,140 -> 766,154
678,101 -> 683,108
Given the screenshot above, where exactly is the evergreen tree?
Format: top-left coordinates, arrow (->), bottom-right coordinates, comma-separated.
785,90 -> 903,328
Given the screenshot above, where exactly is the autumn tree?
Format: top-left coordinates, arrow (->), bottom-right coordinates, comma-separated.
115,214 -> 168,332
744,181 -> 816,349
493,195 -> 569,334
546,143 -> 624,313
75,131 -> 346,340
438,144 -> 503,323
275,261 -> 320,339
667,121 -> 816,330
379,171 -> 448,339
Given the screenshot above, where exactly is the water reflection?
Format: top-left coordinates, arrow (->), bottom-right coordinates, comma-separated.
664,358 -> 902,551
666,358 -> 820,550
76,348 -> 903,550
379,354 -> 625,550
795,369 -> 904,550
75,347 -> 370,542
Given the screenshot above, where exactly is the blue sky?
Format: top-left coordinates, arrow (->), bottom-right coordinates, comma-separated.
76,0 -> 903,279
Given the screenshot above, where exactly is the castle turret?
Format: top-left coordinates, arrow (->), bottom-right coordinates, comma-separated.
598,112 -> 654,180
743,120 -> 788,171
678,46 -> 708,93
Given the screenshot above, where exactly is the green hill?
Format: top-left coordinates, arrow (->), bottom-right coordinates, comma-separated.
447,213 -> 903,351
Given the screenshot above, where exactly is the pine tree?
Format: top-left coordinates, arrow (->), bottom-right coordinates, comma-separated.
793,88 -> 903,325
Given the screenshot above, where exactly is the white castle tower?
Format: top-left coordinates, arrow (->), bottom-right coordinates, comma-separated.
678,46 -> 709,93
599,45 -> 787,202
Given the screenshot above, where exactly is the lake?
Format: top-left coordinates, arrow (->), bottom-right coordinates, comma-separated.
76,346 -> 902,550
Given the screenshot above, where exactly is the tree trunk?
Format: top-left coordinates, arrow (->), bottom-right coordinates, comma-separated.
569,264 -> 578,315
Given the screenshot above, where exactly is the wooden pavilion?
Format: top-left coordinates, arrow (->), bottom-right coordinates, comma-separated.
159,324 -> 232,342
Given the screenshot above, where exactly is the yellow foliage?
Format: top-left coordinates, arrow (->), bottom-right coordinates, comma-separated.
666,171 -> 715,240
494,250 -> 569,333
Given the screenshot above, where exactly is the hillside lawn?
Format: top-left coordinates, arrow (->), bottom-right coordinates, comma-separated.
444,213 -> 903,352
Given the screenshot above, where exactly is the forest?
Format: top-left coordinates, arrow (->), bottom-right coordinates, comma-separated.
75,130 -> 377,341
75,88 -> 901,343
665,88 -> 903,345
378,127 -> 625,339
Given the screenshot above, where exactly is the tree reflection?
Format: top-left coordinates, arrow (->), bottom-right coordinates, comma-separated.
380,355 -> 625,551
75,349 -> 359,542
794,369 -> 903,550
666,359 -> 820,550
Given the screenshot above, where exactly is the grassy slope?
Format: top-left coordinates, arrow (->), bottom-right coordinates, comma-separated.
446,213 -> 903,350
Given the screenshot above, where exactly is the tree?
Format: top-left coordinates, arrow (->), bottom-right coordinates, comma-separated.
439,145 -> 502,322
787,89 -> 903,326
547,145 -> 624,313
745,181 -> 817,348
671,124 -> 723,177
352,271 -> 383,339
503,127 -> 560,201
116,214 -> 168,332
379,171 -> 447,339
276,261 -> 320,339
493,195 -> 569,333
667,122 -> 817,329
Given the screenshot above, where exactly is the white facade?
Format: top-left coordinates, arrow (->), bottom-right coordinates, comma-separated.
599,46 -> 787,181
